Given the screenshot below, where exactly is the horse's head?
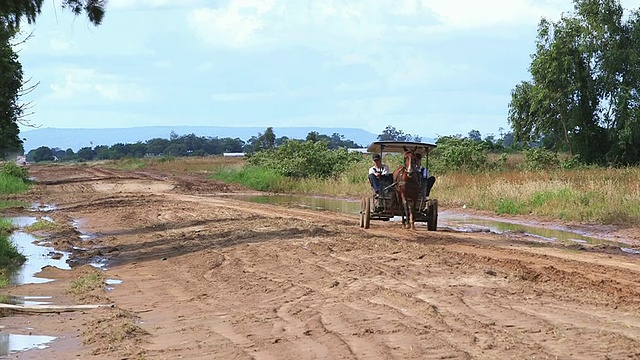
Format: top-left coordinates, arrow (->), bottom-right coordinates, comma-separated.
402,146 -> 419,177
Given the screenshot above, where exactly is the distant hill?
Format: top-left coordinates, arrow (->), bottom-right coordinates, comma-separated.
20,126 -> 382,152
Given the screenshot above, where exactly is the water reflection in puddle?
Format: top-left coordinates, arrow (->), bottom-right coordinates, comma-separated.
29,203 -> 57,212
5,216 -> 71,285
0,295 -> 52,306
231,194 -> 640,252
9,231 -> 71,285
0,334 -> 56,356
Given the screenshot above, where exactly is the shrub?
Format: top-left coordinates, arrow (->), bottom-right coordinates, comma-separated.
520,148 -> 560,171
247,140 -> 362,179
2,162 -> 29,182
430,136 -> 490,173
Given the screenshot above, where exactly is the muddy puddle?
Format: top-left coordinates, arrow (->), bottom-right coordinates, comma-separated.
0,334 -> 57,356
7,217 -> 71,285
232,194 -> 640,252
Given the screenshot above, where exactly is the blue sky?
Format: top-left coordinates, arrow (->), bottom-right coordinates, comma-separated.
15,0 -> 640,141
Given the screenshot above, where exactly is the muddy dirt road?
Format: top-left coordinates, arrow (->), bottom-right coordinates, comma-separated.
3,164 -> 640,359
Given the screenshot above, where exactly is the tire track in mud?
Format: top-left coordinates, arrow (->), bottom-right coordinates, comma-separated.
25,164 -> 640,359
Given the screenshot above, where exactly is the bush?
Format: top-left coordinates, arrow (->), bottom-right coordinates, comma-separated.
520,148 -> 560,171
247,140 -> 362,179
2,162 -> 29,182
430,136 -> 490,173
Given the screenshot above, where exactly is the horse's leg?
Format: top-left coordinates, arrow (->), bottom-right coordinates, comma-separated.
403,196 -> 410,229
409,199 -> 416,230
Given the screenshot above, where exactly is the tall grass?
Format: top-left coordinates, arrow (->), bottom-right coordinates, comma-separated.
435,167 -> 640,224
0,218 -> 25,269
0,173 -> 28,194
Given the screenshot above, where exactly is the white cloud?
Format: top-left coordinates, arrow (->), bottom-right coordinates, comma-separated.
211,91 -> 275,102
186,0 -> 580,51
109,0 -> 206,10
49,68 -> 150,102
49,32 -> 72,52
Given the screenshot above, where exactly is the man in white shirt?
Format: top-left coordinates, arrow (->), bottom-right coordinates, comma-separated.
368,153 -> 391,196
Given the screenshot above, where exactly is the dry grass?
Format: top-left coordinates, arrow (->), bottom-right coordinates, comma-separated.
108,156 -> 245,175
104,155 -> 640,226
435,167 -> 640,224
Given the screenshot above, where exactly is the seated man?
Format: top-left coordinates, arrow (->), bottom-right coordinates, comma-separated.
415,153 -> 436,197
368,154 -> 392,196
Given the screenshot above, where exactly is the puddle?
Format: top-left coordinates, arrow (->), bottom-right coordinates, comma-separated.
9,216 -> 38,228
29,203 -> 57,212
105,278 -> 122,292
0,334 -> 56,356
6,216 -> 72,285
72,219 -> 97,241
232,194 -> 640,253
0,295 -> 52,306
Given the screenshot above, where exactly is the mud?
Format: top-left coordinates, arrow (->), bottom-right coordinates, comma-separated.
2,163 -> 640,359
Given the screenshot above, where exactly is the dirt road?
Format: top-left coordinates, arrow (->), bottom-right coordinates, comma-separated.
3,164 -> 640,359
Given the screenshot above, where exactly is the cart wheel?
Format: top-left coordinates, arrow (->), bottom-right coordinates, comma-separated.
364,197 -> 371,229
359,197 -> 366,228
426,199 -> 438,231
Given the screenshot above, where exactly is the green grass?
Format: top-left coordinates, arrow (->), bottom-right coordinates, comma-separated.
0,173 -> 29,194
210,165 -> 290,192
24,218 -> 58,232
0,200 -> 27,210
70,271 -> 105,295
0,218 -> 25,270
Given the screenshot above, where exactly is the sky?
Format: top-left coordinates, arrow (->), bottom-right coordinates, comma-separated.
14,0 -> 640,141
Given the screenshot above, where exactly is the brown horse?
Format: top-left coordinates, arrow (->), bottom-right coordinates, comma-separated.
393,146 -> 421,229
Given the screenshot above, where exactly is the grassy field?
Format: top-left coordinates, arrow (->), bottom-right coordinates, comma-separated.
106,156 -> 640,226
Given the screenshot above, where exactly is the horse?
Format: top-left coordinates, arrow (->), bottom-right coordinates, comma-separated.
393,146 -> 421,229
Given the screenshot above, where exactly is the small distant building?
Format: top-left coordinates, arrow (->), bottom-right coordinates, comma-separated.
348,148 -> 368,154
16,156 -> 27,166
223,152 -> 246,157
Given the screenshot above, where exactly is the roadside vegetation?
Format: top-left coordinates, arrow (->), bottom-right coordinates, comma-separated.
0,163 -> 30,286
93,125 -> 640,227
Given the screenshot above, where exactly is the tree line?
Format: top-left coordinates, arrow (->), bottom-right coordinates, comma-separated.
25,128 -> 364,162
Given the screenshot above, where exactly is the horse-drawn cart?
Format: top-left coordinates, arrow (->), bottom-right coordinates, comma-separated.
359,141 -> 438,230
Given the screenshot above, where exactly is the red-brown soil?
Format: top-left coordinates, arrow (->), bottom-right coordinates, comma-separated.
2,163 -> 640,359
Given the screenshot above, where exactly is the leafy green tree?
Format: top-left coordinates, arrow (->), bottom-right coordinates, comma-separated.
0,31 -> 23,159
76,147 -> 95,161
0,0 -> 107,157
64,148 -> 75,160
0,0 -> 106,32
28,146 -> 53,162
377,125 -> 421,142
468,129 -> 482,142
509,0 -> 640,164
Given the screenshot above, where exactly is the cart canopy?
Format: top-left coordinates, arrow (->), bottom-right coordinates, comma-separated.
367,141 -> 437,156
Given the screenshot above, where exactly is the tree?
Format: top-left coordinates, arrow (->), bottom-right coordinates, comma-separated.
0,0 -> 106,32
0,0 -> 107,157
27,146 -> 53,162
377,125 -> 421,142
468,130 -> 482,142
0,33 -> 23,159
508,0 -> 640,164
76,147 -> 96,161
